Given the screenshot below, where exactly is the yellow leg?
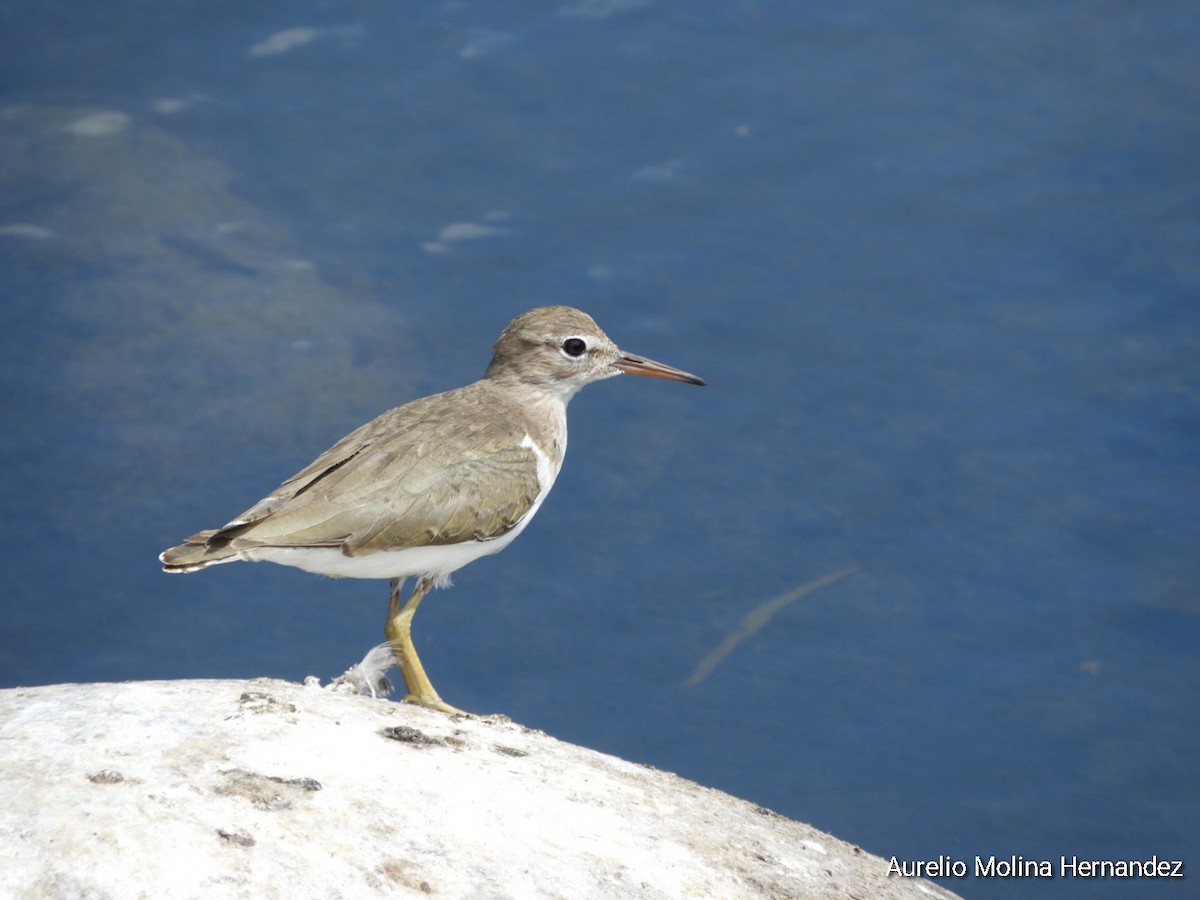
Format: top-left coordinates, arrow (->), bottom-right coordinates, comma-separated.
384,576 -> 466,715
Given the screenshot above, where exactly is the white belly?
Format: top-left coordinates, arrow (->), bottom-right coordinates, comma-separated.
241,514 -> 535,581
241,432 -> 559,583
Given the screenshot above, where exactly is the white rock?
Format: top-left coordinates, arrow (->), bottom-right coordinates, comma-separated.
0,680 -> 959,899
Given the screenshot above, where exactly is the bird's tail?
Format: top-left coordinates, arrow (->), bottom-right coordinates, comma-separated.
159,531 -> 241,573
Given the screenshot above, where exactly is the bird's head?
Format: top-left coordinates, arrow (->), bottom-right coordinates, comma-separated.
485,305 -> 706,401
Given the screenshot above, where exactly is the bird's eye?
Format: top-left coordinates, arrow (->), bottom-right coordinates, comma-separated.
561,338 -> 587,358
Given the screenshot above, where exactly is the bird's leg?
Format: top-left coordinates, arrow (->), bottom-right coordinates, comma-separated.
384,576 -> 466,715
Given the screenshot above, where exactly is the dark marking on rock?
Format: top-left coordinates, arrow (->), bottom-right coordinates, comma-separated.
217,828 -> 256,847
379,859 -> 435,893
87,769 -> 125,784
271,775 -> 322,792
492,744 -> 529,758
215,768 -> 321,810
380,725 -> 441,746
237,691 -> 297,714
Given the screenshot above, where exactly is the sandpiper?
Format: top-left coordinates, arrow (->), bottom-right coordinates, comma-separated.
160,306 -> 705,713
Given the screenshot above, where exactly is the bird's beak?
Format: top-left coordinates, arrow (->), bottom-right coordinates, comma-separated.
615,352 -> 707,386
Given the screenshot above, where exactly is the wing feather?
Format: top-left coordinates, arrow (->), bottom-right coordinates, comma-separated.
208,383 -> 543,556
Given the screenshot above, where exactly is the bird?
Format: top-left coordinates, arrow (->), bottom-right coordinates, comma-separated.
160,306 -> 705,713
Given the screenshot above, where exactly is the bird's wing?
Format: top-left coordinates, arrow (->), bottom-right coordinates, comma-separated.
208,387 -> 544,555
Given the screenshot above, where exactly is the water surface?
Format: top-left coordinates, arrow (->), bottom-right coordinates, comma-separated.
1,3 -> 1196,897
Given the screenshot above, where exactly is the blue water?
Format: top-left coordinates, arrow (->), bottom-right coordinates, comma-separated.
2,3 -> 1197,897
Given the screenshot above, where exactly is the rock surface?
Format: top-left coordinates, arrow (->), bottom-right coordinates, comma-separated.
0,679 -> 959,899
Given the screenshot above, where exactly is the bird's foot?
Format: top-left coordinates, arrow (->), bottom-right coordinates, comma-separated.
401,692 -> 471,716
